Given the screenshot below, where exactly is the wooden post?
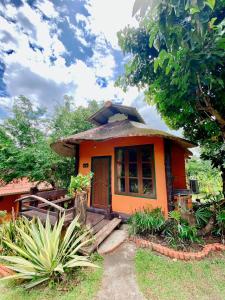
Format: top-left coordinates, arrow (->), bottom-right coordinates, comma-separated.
164,139 -> 174,211
74,144 -> 80,176
75,191 -> 87,225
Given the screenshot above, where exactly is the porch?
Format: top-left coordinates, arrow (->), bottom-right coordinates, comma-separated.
16,189 -> 122,254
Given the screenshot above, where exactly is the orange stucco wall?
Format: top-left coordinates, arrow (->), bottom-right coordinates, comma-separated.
79,136 -> 169,216
171,144 -> 187,189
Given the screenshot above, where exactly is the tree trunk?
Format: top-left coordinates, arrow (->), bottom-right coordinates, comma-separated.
197,216 -> 215,236
75,191 -> 88,225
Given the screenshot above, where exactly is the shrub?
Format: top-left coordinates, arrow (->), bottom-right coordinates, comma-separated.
195,207 -> 212,228
68,173 -> 93,195
214,209 -> 225,241
0,214 -> 98,289
128,208 -> 165,236
0,216 -> 31,255
163,211 -> 200,249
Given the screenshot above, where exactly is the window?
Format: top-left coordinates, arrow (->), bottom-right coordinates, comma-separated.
115,145 -> 156,198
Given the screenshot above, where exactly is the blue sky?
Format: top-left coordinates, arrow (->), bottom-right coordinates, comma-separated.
0,0 -> 173,132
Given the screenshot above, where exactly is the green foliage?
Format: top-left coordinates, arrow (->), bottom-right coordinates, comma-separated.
0,210 -> 7,218
187,157 -> 222,194
0,96 -> 100,188
0,217 -> 31,255
168,210 -> 181,223
215,209 -> 225,239
0,254 -> 103,300
164,211 -> 200,249
0,215 -> 97,289
129,208 -> 165,235
117,0 -> 225,194
68,173 -> 93,195
195,207 -> 212,228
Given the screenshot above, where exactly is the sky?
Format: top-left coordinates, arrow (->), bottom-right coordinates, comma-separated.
0,0 -> 175,133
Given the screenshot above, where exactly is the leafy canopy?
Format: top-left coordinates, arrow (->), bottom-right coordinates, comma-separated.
0,96 -> 99,187
117,0 -> 225,192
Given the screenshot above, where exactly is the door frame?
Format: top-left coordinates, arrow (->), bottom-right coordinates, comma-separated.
90,156 -> 112,211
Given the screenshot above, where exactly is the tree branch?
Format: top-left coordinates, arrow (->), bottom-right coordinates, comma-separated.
196,74 -> 225,140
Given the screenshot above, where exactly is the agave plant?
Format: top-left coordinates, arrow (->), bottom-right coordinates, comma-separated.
0,214 -> 97,289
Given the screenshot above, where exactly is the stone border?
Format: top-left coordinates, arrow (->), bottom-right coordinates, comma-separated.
130,236 -> 225,260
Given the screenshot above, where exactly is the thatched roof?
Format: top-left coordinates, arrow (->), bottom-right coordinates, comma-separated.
89,100 -> 145,125
51,119 -> 196,157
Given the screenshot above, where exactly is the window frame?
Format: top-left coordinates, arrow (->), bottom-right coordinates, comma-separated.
114,144 -> 156,199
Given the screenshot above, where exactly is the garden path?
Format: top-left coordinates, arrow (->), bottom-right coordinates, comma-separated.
95,242 -> 146,300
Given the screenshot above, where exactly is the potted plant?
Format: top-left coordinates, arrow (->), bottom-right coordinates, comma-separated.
68,172 -> 93,225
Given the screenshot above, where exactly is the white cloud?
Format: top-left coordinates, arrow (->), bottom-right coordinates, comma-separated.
0,0 -> 140,111
0,0 -> 181,142
86,0 -> 137,49
36,0 -> 59,18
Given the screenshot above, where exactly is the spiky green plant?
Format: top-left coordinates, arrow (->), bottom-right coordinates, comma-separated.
0,214 -> 98,289
128,208 -> 165,236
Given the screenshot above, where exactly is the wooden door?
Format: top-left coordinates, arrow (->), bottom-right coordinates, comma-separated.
91,156 -> 111,210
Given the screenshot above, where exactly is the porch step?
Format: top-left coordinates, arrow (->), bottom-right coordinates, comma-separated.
81,218 -> 122,255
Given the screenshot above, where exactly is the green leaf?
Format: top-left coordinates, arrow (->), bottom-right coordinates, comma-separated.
149,25 -> 158,48
205,0 -> 216,10
190,7 -> 200,14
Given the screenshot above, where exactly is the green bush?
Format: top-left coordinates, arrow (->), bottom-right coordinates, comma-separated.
195,207 -> 212,228
163,211 -> 200,249
128,208 -> 165,236
68,172 -> 93,195
214,209 -> 225,240
0,214 -> 98,289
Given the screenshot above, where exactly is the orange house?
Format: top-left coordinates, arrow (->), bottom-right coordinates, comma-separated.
51,101 -> 195,218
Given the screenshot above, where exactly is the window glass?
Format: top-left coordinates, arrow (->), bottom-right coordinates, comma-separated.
142,148 -> 152,162
117,163 -> 125,177
142,163 -> 152,178
143,179 -> 153,194
117,149 -> 125,162
116,145 -> 155,197
129,178 -> 138,193
129,163 -> 138,177
128,148 -> 137,162
118,178 -> 125,192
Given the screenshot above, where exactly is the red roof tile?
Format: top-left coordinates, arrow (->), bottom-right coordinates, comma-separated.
0,178 -> 52,196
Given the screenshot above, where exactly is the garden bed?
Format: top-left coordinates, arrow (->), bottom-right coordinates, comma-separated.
131,235 -> 225,260
131,234 -> 222,252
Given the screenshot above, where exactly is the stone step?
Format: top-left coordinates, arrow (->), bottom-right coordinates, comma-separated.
81,218 -> 122,255
98,229 -> 128,255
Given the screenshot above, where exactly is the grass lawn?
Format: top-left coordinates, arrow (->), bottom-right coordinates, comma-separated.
0,254 -> 103,300
135,249 -> 225,300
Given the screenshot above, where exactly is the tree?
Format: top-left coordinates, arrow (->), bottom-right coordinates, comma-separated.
0,96 -> 99,188
51,95 -> 100,139
117,0 -> 225,195
187,157 -> 222,194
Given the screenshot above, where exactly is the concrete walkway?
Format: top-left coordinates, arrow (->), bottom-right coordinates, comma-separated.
95,242 -> 146,300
